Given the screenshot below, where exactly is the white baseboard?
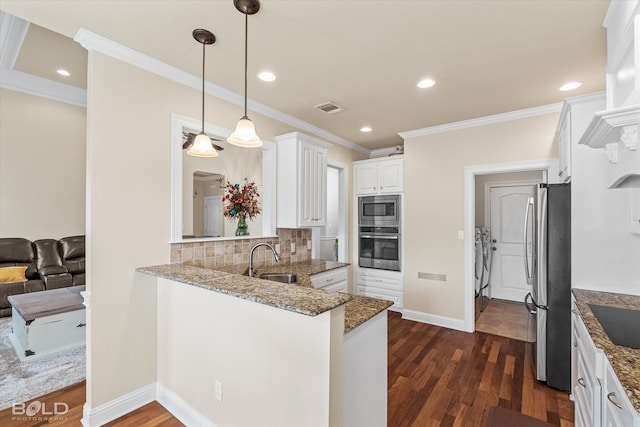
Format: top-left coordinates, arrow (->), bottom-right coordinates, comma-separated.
156,383 -> 217,427
402,309 -> 467,332
81,383 -> 156,427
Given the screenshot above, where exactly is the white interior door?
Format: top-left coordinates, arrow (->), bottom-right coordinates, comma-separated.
488,185 -> 535,302
204,196 -> 222,237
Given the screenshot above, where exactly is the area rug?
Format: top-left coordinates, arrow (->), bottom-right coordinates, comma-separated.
0,317 -> 86,411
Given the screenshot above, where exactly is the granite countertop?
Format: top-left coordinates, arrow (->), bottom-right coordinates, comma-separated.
212,259 -> 350,289
212,260 -> 393,332
137,264 -> 351,317
138,260 -> 394,333
572,288 -> 640,412
343,295 -> 393,333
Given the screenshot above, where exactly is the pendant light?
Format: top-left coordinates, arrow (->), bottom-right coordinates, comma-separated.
227,0 -> 263,148
188,28 -> 219,157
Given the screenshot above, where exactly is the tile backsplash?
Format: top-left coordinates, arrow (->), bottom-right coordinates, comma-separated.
170,228 -> 312,268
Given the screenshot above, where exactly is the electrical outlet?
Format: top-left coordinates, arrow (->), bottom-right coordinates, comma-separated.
275,243 -> 281,253
291,242 -> 296,253
215,380 -> 222,402
457,230 -> 464,240
307,240 -> 312,250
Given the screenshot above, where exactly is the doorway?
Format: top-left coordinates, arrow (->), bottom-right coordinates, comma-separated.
313,160 -> 348,263
464,160 -> 557,333
474,172 -> 540,340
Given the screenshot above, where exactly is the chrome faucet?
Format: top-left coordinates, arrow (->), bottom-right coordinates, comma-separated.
248,243 -> 280,277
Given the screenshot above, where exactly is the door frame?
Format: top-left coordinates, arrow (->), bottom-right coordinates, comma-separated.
483,180 -> 539,300
463,160 -> 558,332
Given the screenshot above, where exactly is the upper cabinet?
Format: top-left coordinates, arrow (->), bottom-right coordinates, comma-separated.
556,105 -> 572,182
579,2 -> 640,189
276,132 -> 330,228
354,157 -> 404,196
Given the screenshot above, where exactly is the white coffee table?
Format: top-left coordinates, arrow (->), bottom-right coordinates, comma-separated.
8,286 -> 86,361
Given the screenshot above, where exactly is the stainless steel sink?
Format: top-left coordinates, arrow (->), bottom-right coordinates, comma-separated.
258,272 -> 298,284
589,304 -> 640,349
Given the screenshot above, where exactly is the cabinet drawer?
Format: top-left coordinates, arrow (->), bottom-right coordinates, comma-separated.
574,306 -> 598,370
322,281 -> 347,293
311,268 -> 348,289
356,269 -> 402,291
575,341 -> 601,427
603,362 -> 636,427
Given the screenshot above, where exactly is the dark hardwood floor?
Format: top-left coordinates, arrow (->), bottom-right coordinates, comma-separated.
0,311 -> 573,426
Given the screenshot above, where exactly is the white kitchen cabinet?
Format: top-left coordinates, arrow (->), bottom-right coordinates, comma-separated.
578,2 -> 640,189
276,132 -> 331,228
572,301 -> 603,427
355,268 -> 403,311
310,267 -> 348,293
556,105 -> 572,182
354,157 -> 403,195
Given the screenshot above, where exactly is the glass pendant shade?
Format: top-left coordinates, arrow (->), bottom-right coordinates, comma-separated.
187,132 -> 219,157
227,116 -> 262,148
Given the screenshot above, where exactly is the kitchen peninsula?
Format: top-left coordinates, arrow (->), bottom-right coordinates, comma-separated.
137,261 -> 392,426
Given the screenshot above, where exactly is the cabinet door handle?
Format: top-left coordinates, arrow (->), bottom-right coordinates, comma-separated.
577,378 -> 586,388
607,392 -> 623,409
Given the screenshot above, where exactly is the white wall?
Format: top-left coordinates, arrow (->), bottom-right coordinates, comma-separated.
157,278 -> 344,427
0,89 -> 86,240
83,47 -> 366,411
570,96 -> 640,295
403,113 -> 559,321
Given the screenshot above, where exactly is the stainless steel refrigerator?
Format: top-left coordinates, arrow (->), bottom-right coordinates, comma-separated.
523,183 -> 571,391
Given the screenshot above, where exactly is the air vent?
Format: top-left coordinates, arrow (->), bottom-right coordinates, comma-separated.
314,101 -> 344,114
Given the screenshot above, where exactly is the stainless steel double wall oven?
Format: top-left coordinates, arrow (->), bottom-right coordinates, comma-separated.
358,195 -> 401,271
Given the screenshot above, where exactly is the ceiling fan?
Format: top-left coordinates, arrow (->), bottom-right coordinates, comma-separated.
182,132 -> 225,152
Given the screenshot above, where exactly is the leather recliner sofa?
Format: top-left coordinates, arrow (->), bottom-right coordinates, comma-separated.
0,235 -> 85,317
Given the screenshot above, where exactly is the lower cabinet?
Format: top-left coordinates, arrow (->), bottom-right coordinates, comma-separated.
603,362 -> 638,427
310,267 -> 348,293
572,298 -> 640,427
355,268 -> 403,311
572,304 -> 602,427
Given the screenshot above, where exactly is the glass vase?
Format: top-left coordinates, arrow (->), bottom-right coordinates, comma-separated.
235,215 -> 249,236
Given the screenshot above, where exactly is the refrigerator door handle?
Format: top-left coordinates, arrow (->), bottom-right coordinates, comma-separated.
523,197 -> 534,283
524,292 -> 537,314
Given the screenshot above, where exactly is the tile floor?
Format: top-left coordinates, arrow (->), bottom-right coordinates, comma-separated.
475,298 -> 535,342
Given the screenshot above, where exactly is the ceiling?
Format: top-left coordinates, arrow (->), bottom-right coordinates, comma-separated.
0,1 -> 610,152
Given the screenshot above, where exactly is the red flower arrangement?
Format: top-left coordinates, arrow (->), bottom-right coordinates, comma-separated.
222,178 -> 261,220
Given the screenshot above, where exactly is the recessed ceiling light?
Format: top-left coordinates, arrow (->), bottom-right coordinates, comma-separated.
360,126 -> 372,133
559,81 -> 582,91
56,69 -> 71,77
417,78 -> 436,89
257,71 -> 276,82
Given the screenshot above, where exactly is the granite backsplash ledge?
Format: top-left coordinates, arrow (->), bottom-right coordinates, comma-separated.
170,228 -> 312,268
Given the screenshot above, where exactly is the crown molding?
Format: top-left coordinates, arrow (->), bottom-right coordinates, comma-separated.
74,28 -> 370,155
398,102 -> 563,139
0,67 -> 87,107
0,12 -> 29,69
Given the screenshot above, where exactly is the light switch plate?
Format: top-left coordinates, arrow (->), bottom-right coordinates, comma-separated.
275,243 -> 281,253
307,240 -> 312,250
291,242 -> 296,253
457,230 -> 464,240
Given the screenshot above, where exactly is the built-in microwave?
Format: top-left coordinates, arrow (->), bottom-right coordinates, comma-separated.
358,195 -> 401,227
